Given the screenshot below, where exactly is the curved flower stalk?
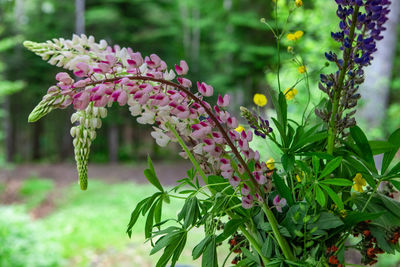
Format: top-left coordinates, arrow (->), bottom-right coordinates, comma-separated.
24,34 -> 272,208
314,0 -> 391,153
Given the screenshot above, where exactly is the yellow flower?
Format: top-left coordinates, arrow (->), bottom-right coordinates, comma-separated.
295,0 -> 303,7
295,31 -> 304,39
296,171 -> 305,182
287,31 -> 304,41
253,93 -> 268,107
353,173 -> 366,192
266,158 -> 275,170
284,88 -> 298,100
298,65 -> 307,74
235,125 -> 245,133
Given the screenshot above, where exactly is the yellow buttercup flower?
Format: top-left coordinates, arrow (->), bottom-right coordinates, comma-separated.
287,31 -> 304,41
253,93 -> 268,107
296,174 -> 301,182
298,65 -> 307,74
235,125 -> 245,133
295,0 -> 303,7
266,158 -> 275,170
295,31 -> 304,39
284,88 -> 298,100
353,173 -> 366,192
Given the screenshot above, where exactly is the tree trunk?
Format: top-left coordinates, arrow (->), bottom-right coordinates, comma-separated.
4,97 -> 14,162
108,124 -> 119,163
357,1 -> 400,130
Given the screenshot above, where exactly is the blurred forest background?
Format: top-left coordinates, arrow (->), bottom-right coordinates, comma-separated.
0,0 -> 399,266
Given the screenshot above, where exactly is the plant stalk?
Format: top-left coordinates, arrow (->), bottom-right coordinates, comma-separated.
262,204 -> 295,260
327,5 -> 360,155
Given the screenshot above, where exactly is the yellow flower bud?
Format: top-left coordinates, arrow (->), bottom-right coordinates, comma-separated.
295,0 -> 303,7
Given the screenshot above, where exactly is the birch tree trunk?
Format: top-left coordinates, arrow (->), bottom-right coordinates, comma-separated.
357,1 -> 400,132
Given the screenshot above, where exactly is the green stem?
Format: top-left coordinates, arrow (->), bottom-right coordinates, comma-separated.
239,224 -> 270,264
166,122 -> 208,184
262,204 -> 295,261
327,5 -> 360,155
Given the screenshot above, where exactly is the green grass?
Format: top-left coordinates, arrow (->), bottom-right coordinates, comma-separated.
41,179 -> 204,266
19,176 -> 54,209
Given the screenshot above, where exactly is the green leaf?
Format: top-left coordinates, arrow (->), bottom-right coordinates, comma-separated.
144,156 -> 164,192
145,201 -> 157,238
272,172 -> 294,206
155,231 -> 187,267
350,126 -> 377,173
312,156 -> 320,175
320,184 -> 344,210
315,185 -> 326,207
388,161 -> 400,176
377,193 -> 400,218
314,212 -> 343,230
391,180 -> 400,191
202,235 -> 218,267
369,140 -> 395,155
382,128 -> 400,174
278,91 -> 288,132
126,197 -> 149,237
318,157 -> 342,179
192,236 -> 212,260
281,153 -> 295,172
154,197 -> 163,228
151,231 -> 182,255
293,132 -> 327,152
216,218 -> 244,243
343,211 -> 384,227
320,178 -> 353,186
261,235 -> 274,259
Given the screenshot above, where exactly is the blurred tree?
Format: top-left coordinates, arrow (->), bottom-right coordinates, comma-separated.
357,1 -> 400,138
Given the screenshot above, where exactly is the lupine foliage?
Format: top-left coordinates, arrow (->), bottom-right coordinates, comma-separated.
25,0 -> 400,266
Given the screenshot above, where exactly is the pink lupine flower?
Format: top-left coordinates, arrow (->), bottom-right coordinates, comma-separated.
241,183 -> 250,196
175,60 -> 189,76
56,72 -> 74,87
256,193 -> 264,203
73,91 -> 90,110
197,81 -> 213,97
229,176 -> 240,188
203,139 -> 216,153
217,94 -> 230,107
273,195 -> 287,213
146,54 -> 161,68
227,117 -> 238,129
127,52 -> 144,67
253,171 -> 266,185
242,195 -> 254,209
26,35 -> 273,203
237,164 -> 245,174
177,77 -> 192,88
74,62 -> 90,77
212,132 -> 224,144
